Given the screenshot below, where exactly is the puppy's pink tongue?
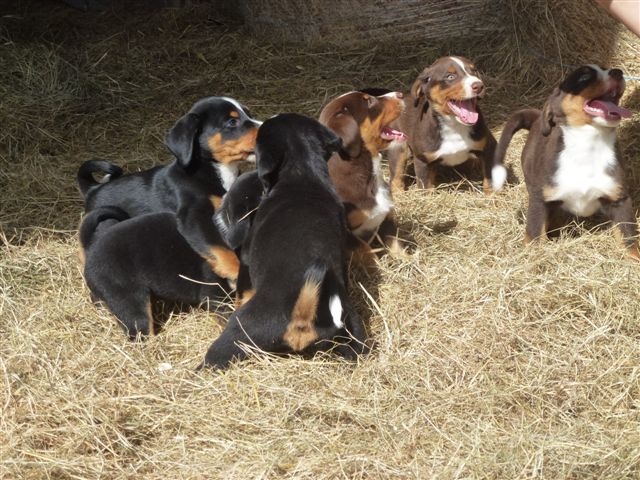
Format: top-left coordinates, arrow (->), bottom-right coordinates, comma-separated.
585,99 -> 632,120
381,126 -> 407,142
448,99 -> 479,125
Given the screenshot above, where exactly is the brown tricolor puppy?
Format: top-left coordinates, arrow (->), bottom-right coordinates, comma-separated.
319,90 -> 406,250
77,96 -> 261,283
494,64 -> 637,258
388,56 -> 499,194
80,207 -> 230,338
200,114 -> 369,370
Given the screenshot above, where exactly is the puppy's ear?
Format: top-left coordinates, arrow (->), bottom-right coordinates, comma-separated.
541,88 -> 560,137
257,143 -> 282,193
165,113 -> 201,167
411,72 -> 430,107
330,114 -> 361,159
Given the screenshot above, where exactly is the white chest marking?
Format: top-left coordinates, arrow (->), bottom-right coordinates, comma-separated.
352,154 -> 394,241
434,116 -> 477,166
215,163 -> 239,192
548,125 -> 619,217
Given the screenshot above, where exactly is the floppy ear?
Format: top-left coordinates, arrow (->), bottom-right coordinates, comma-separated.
256,143 -> 283,193
411,73 -> 431,107
165,112 -> 201,167
329,114 -> 361,159
541,88 -> 559,137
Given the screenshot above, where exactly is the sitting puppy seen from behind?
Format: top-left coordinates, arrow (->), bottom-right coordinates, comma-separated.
494,64 -> 637,259
80,207 -> 231,338
387,56 -> 500,194
77,96 -> 261,284
319,90 -> 406,254
200,114 -> 369,369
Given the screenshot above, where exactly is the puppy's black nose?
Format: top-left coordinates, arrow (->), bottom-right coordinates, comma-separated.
609,69 -> 624,80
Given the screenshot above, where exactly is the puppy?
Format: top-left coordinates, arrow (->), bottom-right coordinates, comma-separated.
200,114 -> 369,369
387,56 -> 499,194
80,206 -> 231,338
77,96 -> 261,282
319,90 -> 406,251
494,64 -> 637,258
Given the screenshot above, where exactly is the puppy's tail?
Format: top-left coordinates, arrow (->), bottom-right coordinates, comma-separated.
492,108 -> 541,191
77,159 -> 123,199
79,206 -> 130,250
287,261 -> 344,351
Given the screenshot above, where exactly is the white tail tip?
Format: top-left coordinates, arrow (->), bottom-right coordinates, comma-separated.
329,295 -> 343,328
492,165 -> 507,191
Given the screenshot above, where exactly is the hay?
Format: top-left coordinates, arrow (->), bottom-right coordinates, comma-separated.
1,0 -> 640,478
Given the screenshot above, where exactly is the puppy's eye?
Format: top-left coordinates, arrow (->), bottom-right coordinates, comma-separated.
446,73 -> 456,81
578,72 -> 593,83
225,118 -> 239,128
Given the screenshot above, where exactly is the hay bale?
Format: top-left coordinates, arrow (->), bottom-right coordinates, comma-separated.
232,0 -> 500,44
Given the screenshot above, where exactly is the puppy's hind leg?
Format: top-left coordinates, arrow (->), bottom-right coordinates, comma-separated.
601,195 -> 640,260
524,194 -> 549,244
199,309 -> 274,370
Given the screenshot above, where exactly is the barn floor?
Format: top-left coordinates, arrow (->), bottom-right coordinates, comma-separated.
2,2 -> 640,479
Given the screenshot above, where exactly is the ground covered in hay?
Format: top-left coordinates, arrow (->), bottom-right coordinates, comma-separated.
2,1 -> 640,479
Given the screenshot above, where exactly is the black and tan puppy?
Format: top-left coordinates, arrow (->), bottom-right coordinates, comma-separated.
388,56 -> 499,194
494,64 -> 637,258
77,96 -> 261,282
200,114 -> 369,369
319,90 -> 406,252
80,207 -> 231,338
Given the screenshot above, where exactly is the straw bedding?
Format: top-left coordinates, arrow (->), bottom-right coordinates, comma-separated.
1,1 -> 639,478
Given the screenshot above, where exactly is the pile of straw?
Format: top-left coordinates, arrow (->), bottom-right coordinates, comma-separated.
1,0 -> 639,478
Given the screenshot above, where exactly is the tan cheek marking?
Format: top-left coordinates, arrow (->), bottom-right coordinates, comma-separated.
283,280 -> 320,351
430,83 -> 467,113
561,82 -> 608,126
209,195 -> 223,210
360,97 -> 404,155
207,247 -> 240,281
208,127 -> 258,165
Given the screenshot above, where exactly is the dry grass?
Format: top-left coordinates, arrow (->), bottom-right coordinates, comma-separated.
1,1 -> 640,479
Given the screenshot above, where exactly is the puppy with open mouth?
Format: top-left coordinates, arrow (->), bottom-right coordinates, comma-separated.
387,56 -> 499,194
494,64 -> 637,259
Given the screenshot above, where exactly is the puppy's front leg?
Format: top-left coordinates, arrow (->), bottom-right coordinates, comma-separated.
414,157 -> 437,190
176,198 -> 240,282
480,135 -> 497,195
388,143 -> 410,194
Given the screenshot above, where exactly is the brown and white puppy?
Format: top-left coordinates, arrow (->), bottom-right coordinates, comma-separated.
494,64 -> 637,258
319,90 -> 406,253
388,56 -> 499,194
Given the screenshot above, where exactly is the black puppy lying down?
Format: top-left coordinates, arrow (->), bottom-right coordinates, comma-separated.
80,207 -> 231,338
200,114 -> 369,369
